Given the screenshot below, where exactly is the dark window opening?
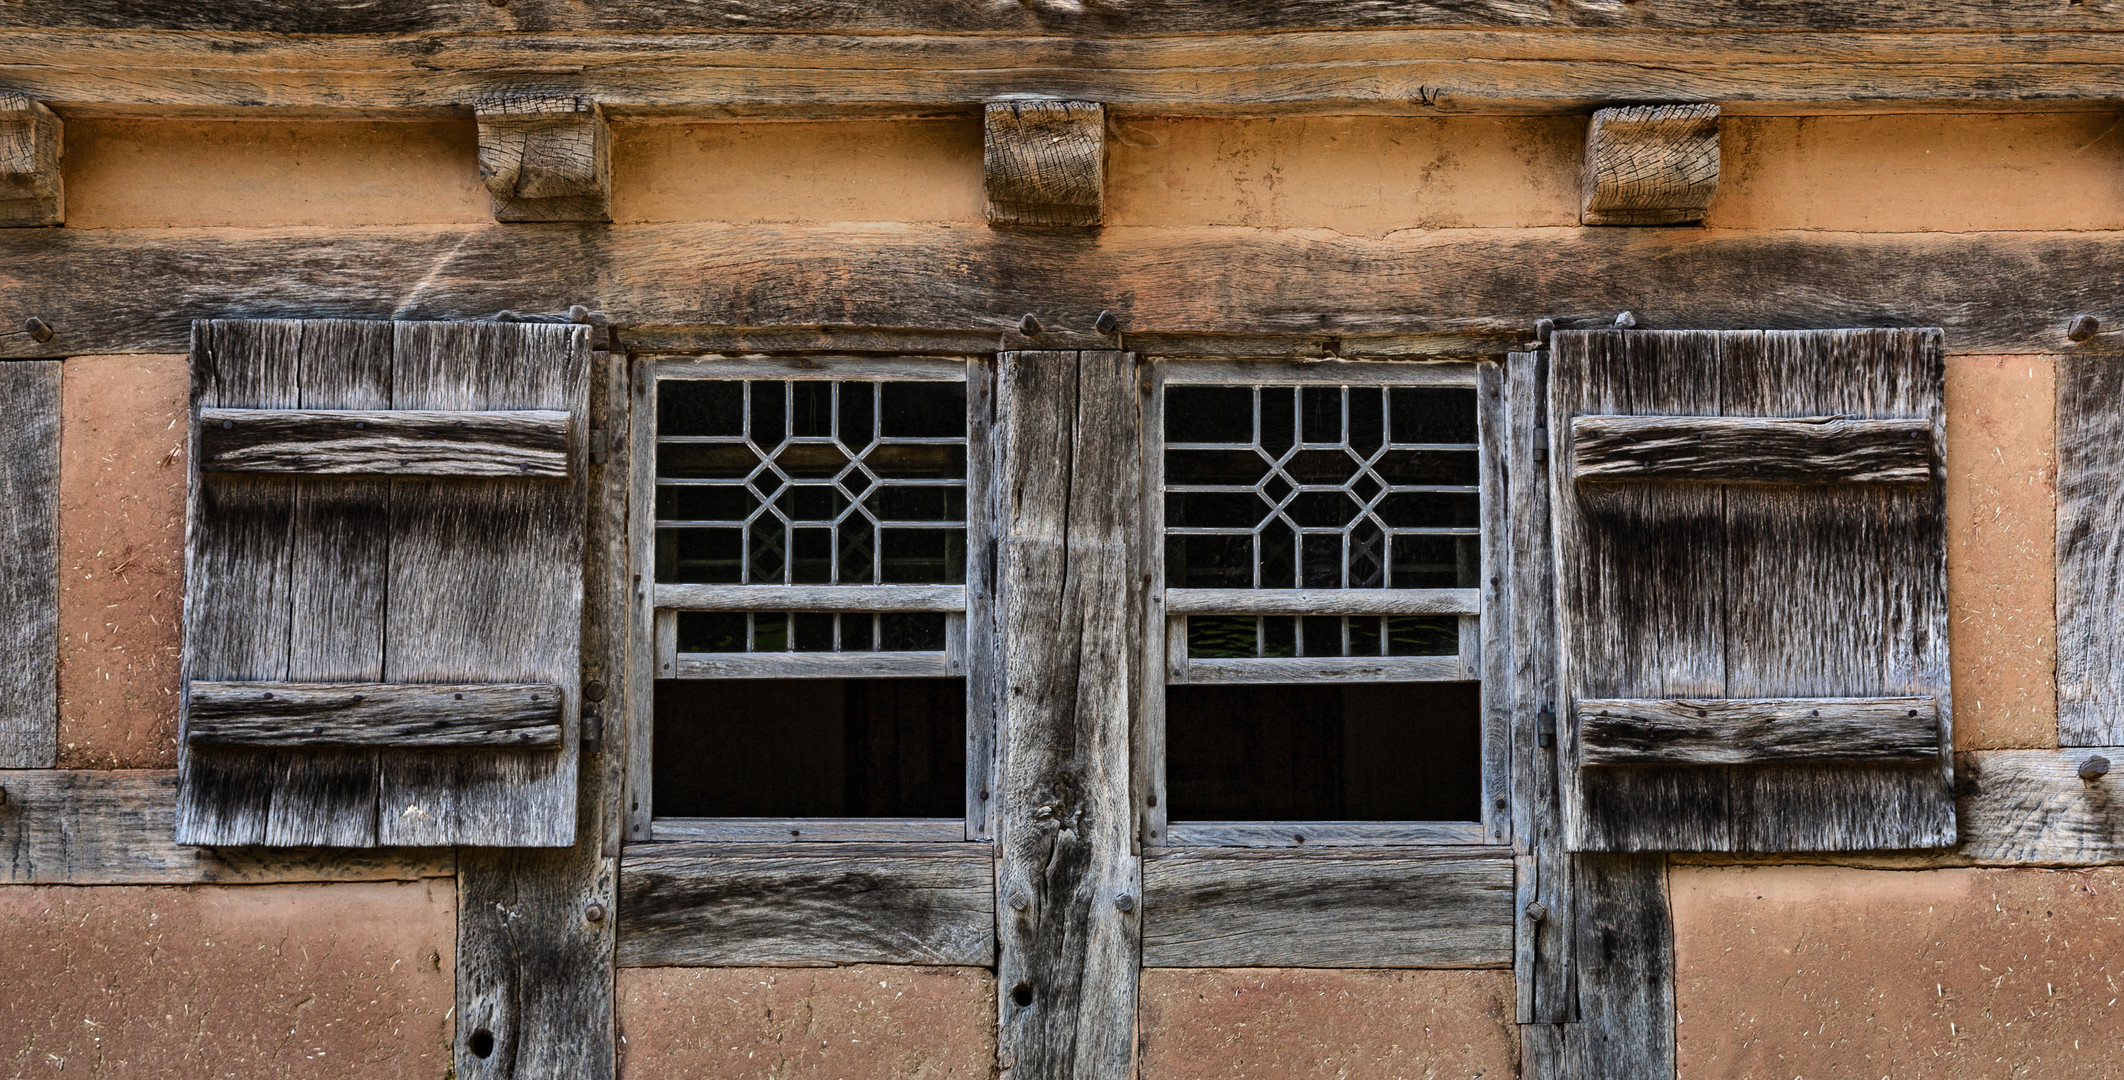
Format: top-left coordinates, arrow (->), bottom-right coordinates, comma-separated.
1165,681 -> 1480,821
653,678 -> 965,818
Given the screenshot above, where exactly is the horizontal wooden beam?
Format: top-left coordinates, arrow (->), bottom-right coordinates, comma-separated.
198,407 -> 573,478
6,225 -> 2117,360
185,681 -> 564,748
0,769 -> 455,884
1164,588 -> 1479,616
616,842 -> 996,966
1172,656 -> 1465,684
648,817 -> 964,843
1577,696 -> 1942,766
670,652 -> 958,679
10,29 -> 2124,117
1159,821 -> 1489,847
1571,414 -> 1937,485
654,583 -> 966,612
1141,847 -> 1516,967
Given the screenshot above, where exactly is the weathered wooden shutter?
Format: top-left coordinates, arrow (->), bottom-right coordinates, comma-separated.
179,318 -> 587,847
1551,328 -> 1954,852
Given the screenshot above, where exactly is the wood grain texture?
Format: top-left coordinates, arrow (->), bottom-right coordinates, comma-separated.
1170,656 -> 1465,684
198,407 -> 573,478
1955,749 -> 2124,865
653,583 -> 966,612
616,843 -> 996,966
648,818 -> 965,843
1552,328 -> 1954,853
0,769 -> 454,884
994,350 -> 1140,1080
670,653 -> 956,679
0,92 -> 61,226
1569,854 -> 1673,1079
2057,355 -> 2124,745
1163,588 -> 1479,615
1571,414 -> 1936,485
1159,821 -> 1488,848
1581,104 -> 1720,226
185,681 -> 564,747
984,101 -> 1104,228
10,28 -> 2124,117
1140,847 -> 1514,968
475,93 -> 609,223
1577,696 -> 1940,766
5,225 -> 2124,359
0,360 -> 59,767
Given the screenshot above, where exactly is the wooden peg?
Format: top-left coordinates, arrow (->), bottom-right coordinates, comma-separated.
1582,103 -> 1721,226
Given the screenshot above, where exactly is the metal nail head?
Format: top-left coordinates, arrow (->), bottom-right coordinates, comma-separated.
1114,894 -> 1135,912
1094,309 -> 1118,335
2068,314 -> 2101,343
584,903 -> 606,923
583,680 -> 608,703
1019,313 -> 1042,336
1524,901 -> 1549,922
24,317 -> 53,343
2079,755 -> 2111,782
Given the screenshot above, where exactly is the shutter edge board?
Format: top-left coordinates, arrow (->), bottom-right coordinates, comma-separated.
186,681 -> 564,748
1578,696 -> 1940,766
1572,414 -> 1935,485
198,407 -> 573,478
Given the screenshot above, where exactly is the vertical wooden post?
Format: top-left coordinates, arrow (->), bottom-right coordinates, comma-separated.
993,350 -> 1142,1080
0,360 -> 59,767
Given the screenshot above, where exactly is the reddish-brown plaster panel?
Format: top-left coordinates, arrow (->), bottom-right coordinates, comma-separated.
1945,355 -> 2057,750
1137,968 -> 1516,1080
57,353 -> 187,769
64,119 -> 489,229
1674,865 -> 2124,1079
1709,113 -> 2124,233
1105,116 -> 1582,235
0,880 -> 454,1079
610,120 -> 985,225
616,965 -> 995,1079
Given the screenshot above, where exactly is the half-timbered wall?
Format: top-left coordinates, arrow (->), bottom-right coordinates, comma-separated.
0,46 -> 2119,1080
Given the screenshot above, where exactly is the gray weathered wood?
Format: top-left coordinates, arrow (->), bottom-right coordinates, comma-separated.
1159,821 -> 1488,848
1477,360 -> 1511,846
1570,854 -> 1673,1079
1164,587 -> 1479,616
1508,349 -> 1575,1027
2057,356 -> 2124,745
984,101 -> 1104,228
185,681 -> 564,748
670,652 -> 957,679
616,843 -> 996,967
1553,328 -> 1955,853
1577,696 -> 1940,766
476,93 -> 610,223
454,346 -> 626,1080
8,225 -> 2124,360
1571,414 -> 1936,485
1581,104 -> 1720,226
994,350 -> 1140,1080
1169,656 -> 1466,684
0,360 -> 58,767
198,407 -> 574,478
965,356 -> 1000,841
0,92 -> 61,226
1141,847 -> 1514,968
1160,357 -> 1481,385
1955,749 -> 2124,865
654,583 -> 966,612
649,818 -> 966,843
0,770 -> 454,884
377,320 -> 587,847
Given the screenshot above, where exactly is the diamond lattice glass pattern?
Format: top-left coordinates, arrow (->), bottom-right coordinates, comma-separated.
1164,384 -> 1481,589
656,379 -> 968,584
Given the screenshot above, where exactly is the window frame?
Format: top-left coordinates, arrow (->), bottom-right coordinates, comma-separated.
623,353 -> 997,845
1138,357 -> 1512,849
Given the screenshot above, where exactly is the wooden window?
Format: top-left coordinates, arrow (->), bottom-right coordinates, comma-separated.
1143,359 -> 1510,850
627,356 -> 992,844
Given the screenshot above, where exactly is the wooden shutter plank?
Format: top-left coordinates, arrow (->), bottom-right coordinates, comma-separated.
1719,329 -> 1953,852
994,350 -> 1140,1080
1571,414 -> 1935,485
379,320 -> 585,847
1578,697 -> 1940,766
0,360 -> 59,767
199,407 -> 574,477
1140,848 -> 1514,968
615,843 -> 996,967
186,682 -> 564,747
2057,355 -> 2124,745
178,318 -> 304,846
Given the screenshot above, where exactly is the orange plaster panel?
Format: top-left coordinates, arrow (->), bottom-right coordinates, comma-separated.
1674,864 -> 2124,1080
0,880 -> 455,1079
1708,113 -> 2124,232
610,120 -> 985,224
617,965 -> 995,1079
1945,355 -> 2057,750
64,119 -> 488,229
1105,115 -> 1582,235
1137,968 -> 1517,1080
57,354 -> 188,769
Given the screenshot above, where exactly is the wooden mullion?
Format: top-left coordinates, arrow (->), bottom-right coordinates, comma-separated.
1158,357 -> 1481,386
670,651 -> 954,679
1163,587 -> 1479,615
625,360 -> 658,842
1477,359 -> 1510,846
965,355 -> 1000,840
1172,656 -> 1463,684
1139,360 -> 1170,850
654,583 -> 967,611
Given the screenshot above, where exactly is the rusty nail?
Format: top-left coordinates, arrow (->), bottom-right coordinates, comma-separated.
1018,313 -> 1042,336
2079,755 -> 2111,782
1525,901 -> 1549,922
584,903 -> 605,923
583,680 -> 608,703
24,317 -> 52,343
2067,314 -> 2100,343
1094,309 -> 1118,335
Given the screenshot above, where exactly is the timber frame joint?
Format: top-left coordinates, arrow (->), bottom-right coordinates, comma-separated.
1581,103 -> 1720,227
984,100 -> 1106,228
475,93 -> 612,223
0,91 -> 62,227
